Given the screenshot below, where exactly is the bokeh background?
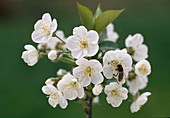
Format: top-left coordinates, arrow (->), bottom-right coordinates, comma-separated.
0,0 -> 170,117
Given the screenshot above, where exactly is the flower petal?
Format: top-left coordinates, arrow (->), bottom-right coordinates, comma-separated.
42,13 -> 52,22
31,31 -> 52,43
57,74 -> 74,91
58,91 -> 68,109
89,59 -> 103,72
134,44 -> 148,61
130,101 -> 139,113
71,50 -> 86,59
73,26 -> 87,39
78,76 -> 91,87
50,19 -> 57,32
42,85 -> 51,95
66,36 -> 80,51
106,96 -> 114,104
103,65 -> 114,79
75,58 -> 89,66
87,30 -> 99,43
63,89 -> 78,100
87,44 -> 99,57
48,96 -> 58,108
111,97 -> 122,107
91,73 -> 104,85
24,45 -> 36,51
77,87 -> 84,99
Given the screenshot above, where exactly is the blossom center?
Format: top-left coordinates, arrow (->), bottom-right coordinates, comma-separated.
84,66 -> 93,77
111,89 -> 120,97
138,64 -> 148,75
70,81 -> 79,89
108,59 -> 119,67
40,22 -> 50,34
51,93 -> 59,102
80,40 -> 88,48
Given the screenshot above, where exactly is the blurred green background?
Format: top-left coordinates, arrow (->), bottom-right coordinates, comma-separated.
0,0 -> 170,117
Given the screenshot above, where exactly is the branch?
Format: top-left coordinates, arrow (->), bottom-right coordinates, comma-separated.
84,96 -> 92,118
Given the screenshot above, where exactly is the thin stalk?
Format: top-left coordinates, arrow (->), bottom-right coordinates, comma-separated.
56,35 -> 65,44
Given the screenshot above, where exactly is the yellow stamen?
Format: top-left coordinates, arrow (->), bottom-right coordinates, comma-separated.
84,66 -> 93,77
138,64 -> 148,75
80,40 -> 88,48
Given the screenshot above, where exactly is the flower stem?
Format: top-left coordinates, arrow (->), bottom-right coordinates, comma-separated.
84,96 -> 92,118
55,35 -> 65,44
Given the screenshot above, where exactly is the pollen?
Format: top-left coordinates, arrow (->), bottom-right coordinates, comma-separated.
108,59 -> 119,67
40,23 -> 49,34
138,64 -> 148,75
111,89 -> 120,97
51,93 -> 59,102
80,40 -> 88,48
84,66 -> 93,77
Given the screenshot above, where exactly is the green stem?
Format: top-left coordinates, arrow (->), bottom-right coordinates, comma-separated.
58,57 -> 76,66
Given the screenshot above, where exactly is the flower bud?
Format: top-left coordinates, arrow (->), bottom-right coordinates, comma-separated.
48,50 -> 58,60
21,44 -> 38,66
37,44 -> 46,50
57,69 -> 67,76
92,84 -> 103,96
93,96 -> 99,104
135,60 -> 151,76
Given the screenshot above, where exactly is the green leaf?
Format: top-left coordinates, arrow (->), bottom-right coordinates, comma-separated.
94,9 -> 124,34
77,2 -> 94,30
99,40 -> 118,51
94,4 -> 102,21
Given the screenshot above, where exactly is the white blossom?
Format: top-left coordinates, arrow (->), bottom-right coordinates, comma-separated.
73,58 -> 104,87
127,75 -> 148,95
66,26 -> 99,59
103,49 -> 132,84
42,84 -> 68,109
130,92 -> 151,113
57,74 -> 84,100
21,45 -> 38,66
92,84 -> 103,96
32,13 -> 57,43
104,82 -> 128,107
106,23 -> 119,42
48,50 -> 58,60
135,60 -> 151,76
125,33 -> 148,62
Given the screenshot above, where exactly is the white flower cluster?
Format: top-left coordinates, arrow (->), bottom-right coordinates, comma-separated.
21,13 -> 66,66
21,13 -> 152,114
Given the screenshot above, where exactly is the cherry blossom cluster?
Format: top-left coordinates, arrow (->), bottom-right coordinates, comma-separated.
21,13 -> 152,113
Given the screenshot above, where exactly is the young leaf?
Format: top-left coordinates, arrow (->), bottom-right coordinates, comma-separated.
77,2 -> 94,30
94,9 -> 124,34
99,40 -> 118,51
94,4 -> 102,21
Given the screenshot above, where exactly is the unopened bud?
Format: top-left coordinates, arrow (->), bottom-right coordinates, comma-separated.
48,50 -> 58,61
